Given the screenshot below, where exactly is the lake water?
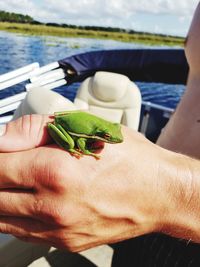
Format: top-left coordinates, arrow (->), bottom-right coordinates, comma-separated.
0,30 -> 185,109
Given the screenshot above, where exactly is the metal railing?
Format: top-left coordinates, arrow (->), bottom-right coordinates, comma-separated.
0,61 -> 68,119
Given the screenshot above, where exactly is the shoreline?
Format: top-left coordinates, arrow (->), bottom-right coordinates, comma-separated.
0,22 -> 184,47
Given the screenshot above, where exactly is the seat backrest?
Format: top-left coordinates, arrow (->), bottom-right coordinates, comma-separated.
13,88 -> 77,120
74,71 -> 141,130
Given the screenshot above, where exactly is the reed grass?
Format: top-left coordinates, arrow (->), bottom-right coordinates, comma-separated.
0,22 -> 184,46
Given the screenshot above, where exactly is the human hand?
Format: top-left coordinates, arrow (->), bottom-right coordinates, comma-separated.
0,114 -> 53,152
0,115 -> 191,251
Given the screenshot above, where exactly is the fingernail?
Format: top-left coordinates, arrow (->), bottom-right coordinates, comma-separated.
0,125 -> 6,136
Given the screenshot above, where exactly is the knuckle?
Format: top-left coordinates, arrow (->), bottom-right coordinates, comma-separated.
18,114 -> 43,144
34,154 -> 67,192
65,241 -> 85,253
33,198 -> 64,225
68,245 -> 82,253
55,237 -> 78,252
48,206 -> 64,225
19,115 -> 32,136
48,165 -> 66,190
59,236 -> 87,252
33,198 -> 45,215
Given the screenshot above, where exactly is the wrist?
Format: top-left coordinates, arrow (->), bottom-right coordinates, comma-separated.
114,133 -> 186,238
159,149 -> 200,242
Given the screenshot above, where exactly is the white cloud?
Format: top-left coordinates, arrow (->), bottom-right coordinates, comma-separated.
125,0 -> 198,16
0,0 -> 199,35
0,0 -> 35,14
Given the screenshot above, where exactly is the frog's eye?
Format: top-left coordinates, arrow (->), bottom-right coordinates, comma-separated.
103,133 -> 111,139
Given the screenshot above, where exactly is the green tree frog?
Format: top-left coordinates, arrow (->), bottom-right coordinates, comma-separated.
47,111 -> 123,159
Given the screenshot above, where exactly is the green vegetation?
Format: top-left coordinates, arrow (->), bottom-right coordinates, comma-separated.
0,10 -> 34,23
0,10 -> 185,46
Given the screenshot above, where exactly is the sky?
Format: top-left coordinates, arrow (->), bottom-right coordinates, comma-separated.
0,0 -> 199,37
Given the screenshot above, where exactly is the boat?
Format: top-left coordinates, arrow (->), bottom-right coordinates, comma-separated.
0,48 -> 189,143
0,48 -> 190,266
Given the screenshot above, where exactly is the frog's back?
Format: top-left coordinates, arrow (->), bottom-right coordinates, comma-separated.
55,111 -> 113,135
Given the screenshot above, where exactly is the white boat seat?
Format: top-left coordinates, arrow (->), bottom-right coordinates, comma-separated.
12,72 -> 141,131
13,88 -> 77,120
74,71 -> 141,130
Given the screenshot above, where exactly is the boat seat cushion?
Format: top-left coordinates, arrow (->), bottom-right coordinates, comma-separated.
74,71 -> 141,130
91,71 -> 129,102
89,105 -> 123,123
13,88 -> 76,120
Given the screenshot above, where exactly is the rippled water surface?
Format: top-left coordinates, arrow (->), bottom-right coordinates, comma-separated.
0,31 -> 185,109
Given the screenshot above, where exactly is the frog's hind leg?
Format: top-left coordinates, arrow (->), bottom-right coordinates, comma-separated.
48,123 -> 82,157
77,138 -> 100,159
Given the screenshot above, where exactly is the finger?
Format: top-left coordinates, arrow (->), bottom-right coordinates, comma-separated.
0,216 -> 45,237
0,150 -> 36,188
0,189 -> 58,223
0,114 -> 53,152
0,145 -> 68,190
0,217 -> 59,248
0,190 -> 35,217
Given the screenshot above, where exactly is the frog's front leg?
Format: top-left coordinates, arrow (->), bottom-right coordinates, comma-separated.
76,138 -> 100,159
48,123 -> 82,156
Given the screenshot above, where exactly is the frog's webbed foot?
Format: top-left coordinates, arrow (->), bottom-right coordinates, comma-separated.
68,148 -> 83,158
76,138 -> 100,159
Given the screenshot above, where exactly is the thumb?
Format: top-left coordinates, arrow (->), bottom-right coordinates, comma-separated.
0,114 -> 53,152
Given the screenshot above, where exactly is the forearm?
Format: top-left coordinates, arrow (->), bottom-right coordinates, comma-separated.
157,74 -> 200,159
155,58 -> 200,240
158,147 -> 200,243
157,2 -> 200,158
